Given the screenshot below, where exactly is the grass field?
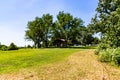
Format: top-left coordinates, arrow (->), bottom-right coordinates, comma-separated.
0,48 -> 80,74
0,48 -> 120,80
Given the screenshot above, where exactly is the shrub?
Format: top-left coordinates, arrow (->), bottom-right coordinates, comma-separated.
27,45 -> 32,48
0,45 -> 4,50
99,49 -> 112,62
8,43 -> 18,50
94,49 -> 100,55
1,45 -> 8,51
98,43 -> 110,50
113,54 -> 120,65
112,48 -> 120,65
94,43 -> 110,55
0,45 -> 2,49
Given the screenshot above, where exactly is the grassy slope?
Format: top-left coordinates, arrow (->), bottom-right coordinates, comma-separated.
23,50 -> 120,80
0,48 -> 120,80
0,48 -> 80,74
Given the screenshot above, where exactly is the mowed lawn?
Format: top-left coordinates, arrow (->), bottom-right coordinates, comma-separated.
0,49 -> 120,80
0,48 -> 80,74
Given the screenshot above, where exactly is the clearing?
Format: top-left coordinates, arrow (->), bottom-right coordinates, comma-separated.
0,49 -> 120,80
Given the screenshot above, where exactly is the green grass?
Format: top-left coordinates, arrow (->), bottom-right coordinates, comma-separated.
0,48 -> 80,74
70,46 -> 97,49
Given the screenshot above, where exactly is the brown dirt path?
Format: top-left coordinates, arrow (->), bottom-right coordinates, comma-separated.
0,50 -> 120,80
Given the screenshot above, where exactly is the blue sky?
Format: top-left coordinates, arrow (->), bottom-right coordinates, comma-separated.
0,0 -> 98,46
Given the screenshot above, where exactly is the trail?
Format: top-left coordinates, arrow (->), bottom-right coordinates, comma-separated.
0,50 -> 120,80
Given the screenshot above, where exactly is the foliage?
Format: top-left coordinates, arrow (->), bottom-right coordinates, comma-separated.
42,14 -> 53,48
25,17 -> 45,48
51,11 -> 85,47
91,0 -> 120,66
27,45 -> 32,48
98,49 -> 112,62
112,48 -> 120,65
0,42 -> 1,48
92,37 -> 100,44
81,31 -> 94,46
25,11 -> 92,48
1,45 -> 8,51
113,53 -> 120,65
8,43 -> 18,50
94,43 -> 109,55
98,43 -> 110,50
26,14 -> 53,48
98,48 -> 120,65
94,49 -> 100,55
88,0 -> 120,48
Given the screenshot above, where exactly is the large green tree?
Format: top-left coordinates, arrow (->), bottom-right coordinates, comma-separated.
56,11 -> 73,47
68,17 -> 84,45
51,11 -> 84,47
26,14 -> 53,48
105,8 -> 120,47
25,17 -> 44,48
25,12 -> 93,48
89,0 -> 120,34
89,0 -> 120,47
42,14 -> 53,48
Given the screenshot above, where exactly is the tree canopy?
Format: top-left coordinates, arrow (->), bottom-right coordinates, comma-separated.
25,11 -> 97,48
89,0 -> 120,48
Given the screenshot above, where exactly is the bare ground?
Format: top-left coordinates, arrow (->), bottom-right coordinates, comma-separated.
0,50 -> 120,80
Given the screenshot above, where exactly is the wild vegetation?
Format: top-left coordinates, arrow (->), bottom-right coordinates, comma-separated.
88,0 -> 120,66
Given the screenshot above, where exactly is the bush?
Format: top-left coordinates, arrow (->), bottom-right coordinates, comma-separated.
94,49 -> 100,55
94,43 -> 110,55
8,43 -> 18,50
98,43 -> 110,50
99,49 -> 112,62
1,45 -> 8,51
0,45 -> 2,49
98,48 -> 120,65
27,45 -> 32,48
112,48 -> 120,65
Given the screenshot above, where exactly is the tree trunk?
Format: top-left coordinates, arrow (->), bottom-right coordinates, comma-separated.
34,42 -> 37,48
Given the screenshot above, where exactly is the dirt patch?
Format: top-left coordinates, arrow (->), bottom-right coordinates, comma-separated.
0,50 -> 120,80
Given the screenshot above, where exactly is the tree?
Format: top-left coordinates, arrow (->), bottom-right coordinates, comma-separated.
53,11 -> 84,47
25,17 -> 44,48
104,8 -> 120,47
42,14 -> 53,48
90,0 -> 120,48
79,27 -> 94,46
92,37 -> 100,45
56,11 -> 73,47
8,43 -> 18,50
25,14 -> 53,48
1,45 -> 8,51
68,17 -> 84,45
27,45 -> 32,48
25,12 -> 88,48
89,0 -> 120,34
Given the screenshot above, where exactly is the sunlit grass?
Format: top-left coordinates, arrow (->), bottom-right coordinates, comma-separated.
0,48 -> 80,74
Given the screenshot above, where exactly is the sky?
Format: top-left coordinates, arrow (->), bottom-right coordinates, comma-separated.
0,0 -> 98,47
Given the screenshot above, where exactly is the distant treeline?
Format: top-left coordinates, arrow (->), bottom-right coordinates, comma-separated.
0,43 -> 18,51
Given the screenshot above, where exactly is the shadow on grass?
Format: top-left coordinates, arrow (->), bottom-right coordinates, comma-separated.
44,46 -> 97,49
68,46 -> 97,49
22,46 -> 97,49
